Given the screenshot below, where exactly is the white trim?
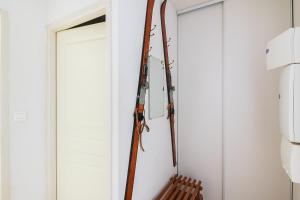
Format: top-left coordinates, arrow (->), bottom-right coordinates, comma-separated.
220,4 -> 225,200
109,0 -> 119,199
47,4 -> 106,32
46,3 -> 113,200
177,0 -> 224,15
0,9 -> 10,200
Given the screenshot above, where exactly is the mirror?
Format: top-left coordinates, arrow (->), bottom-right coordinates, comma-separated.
148,56 -> 165,119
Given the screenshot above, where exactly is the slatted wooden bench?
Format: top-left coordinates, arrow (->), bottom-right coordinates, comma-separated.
155,175 -> 203,200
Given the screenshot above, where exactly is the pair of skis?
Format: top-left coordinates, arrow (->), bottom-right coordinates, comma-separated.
125,0 -> 176,200
161,0 -> 177,168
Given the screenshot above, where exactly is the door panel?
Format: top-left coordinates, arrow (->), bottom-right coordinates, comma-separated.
57,23 -> 109,200
178,4 -> 223,200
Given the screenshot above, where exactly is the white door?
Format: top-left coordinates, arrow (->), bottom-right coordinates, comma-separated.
178,4 -> 223,200
57,22 -> 109,200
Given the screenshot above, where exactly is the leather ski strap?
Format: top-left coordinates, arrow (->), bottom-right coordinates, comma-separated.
161,0 -> 177,167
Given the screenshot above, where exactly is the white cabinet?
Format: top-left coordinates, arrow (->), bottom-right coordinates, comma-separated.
279,65 -> 294,142
278,64 -> 300,184
295,28 -> 300,62
267,27 -> 300,183
266,27 -> 300,70
281,137 -> 300,183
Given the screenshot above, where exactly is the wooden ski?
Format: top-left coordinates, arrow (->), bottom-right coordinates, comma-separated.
161,0 -> 177,167
124,0 -> 155,199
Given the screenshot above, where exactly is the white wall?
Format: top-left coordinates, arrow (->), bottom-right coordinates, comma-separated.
223,0 -> 291,200
0,1 -> 47,200
295,0 -> 300,26
295,185 -> 300,200
118,0 -> 178,199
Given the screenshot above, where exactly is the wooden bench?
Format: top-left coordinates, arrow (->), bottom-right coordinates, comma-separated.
155,175 -> 203,200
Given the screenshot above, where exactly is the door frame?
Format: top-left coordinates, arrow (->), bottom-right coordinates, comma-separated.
0,9 -> 9,200
46,3 -> 115,200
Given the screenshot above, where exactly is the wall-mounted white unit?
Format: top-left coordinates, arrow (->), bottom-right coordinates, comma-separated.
281,137 -> 300,183
266,27 -> 300,70
279,64 -> 300,143
267,27 -> 300,183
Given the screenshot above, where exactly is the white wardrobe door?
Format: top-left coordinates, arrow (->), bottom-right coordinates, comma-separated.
57,23 -> 109,200
178,4 -> 223,200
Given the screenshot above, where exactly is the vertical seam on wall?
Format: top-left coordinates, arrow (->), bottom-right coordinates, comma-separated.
55,32 -> 58,200
290,2 -> 294,199
221,2 -> 225,200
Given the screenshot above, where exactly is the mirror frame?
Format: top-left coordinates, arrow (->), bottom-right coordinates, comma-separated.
148,56 -> 165,119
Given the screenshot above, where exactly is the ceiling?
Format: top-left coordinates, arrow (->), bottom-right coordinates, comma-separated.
170,0 -> 212,11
